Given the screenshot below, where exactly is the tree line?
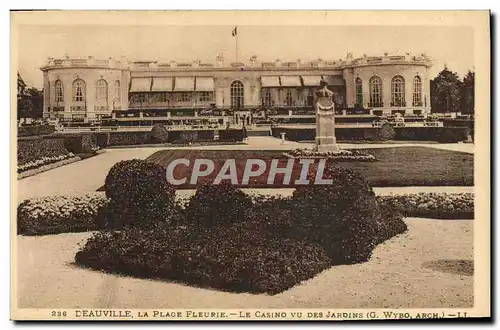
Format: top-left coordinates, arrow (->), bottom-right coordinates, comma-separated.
430,67 -> 475,114
17,72 -> 43,120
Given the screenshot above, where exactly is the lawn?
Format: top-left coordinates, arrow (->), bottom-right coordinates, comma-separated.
144,147 -> 473,187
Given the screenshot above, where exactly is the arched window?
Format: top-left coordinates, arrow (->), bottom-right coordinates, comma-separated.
412,76 -> 422,106
55,80 -> 64,104
230,80 -> 244,109
95,79 -> 108,105
262,89 -> 273,107
391,75 -> 405,107
72,79 -> 86,103
369,76 -> 383,107
114,80 -> 121,102
355,77 -> 363,107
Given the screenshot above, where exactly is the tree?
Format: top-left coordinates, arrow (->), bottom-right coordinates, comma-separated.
17,73 -> 43,119
430,66 -> 463,113
460,70 -> 475,114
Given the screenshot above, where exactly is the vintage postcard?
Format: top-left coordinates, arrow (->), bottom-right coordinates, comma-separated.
10,10 -> 490,321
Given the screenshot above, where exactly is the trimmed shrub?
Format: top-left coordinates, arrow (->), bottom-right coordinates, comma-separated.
74,222 -> 332,295
377,123 -> 396,141
59,134 -> 97,154
291,165 -> 406,264
376,192 -> 474,219
178,131 -> 199,142
104,159 -> 176,229
107,132 -> 149,146
17,193 -> 109,235
149,124 -> 169,144
185,182 -> 253,228
18,125 -> 55,137
219,129 -> 245,142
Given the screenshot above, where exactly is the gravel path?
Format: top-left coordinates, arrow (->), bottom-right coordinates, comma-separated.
16,218 -> 473,309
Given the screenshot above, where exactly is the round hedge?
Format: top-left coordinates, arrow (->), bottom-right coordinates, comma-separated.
377,123 -> 396,141
185,182 -> 252,228
149,123 -> 169,144
104,159 -> 176,228
292,164 -> 405,264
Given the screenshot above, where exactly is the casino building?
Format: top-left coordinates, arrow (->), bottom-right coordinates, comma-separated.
40,53 -> 432,123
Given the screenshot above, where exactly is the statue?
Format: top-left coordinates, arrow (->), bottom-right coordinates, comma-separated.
314,79 -> 340,153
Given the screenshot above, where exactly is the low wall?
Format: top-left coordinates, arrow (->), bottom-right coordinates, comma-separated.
49,128 -> 245,148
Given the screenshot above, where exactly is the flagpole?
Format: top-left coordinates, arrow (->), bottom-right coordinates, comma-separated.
235,28 -> 238,62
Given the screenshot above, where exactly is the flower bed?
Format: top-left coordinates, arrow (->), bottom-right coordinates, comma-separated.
376,192 -> 474,219
17,153 -> 75,173
17,193 -> 110,236
18,138 -> 70,167
283,148 -> 377,161
18,156 -> 81,179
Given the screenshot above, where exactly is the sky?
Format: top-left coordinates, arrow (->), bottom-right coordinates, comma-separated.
16,24 -> 474,89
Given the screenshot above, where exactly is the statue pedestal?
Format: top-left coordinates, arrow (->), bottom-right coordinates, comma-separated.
313,83 -> 340,153
315,105 -> 340,153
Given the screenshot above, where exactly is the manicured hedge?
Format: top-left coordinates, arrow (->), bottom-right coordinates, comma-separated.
18,125 -> 55,137
376,192 -> 474,219
291,165 -> 407,264
103,159 -> 176,229
75,164 -> 408,295
46,134 -> 98,154
185,182 -> 253,228
75,223 -> 332,295
17,193 -> 109,235
107,132 -> 150,146
148,124 -> 169,143
219,129 -> 245,142
394,127 -> 470,142
272,126 -> 470,142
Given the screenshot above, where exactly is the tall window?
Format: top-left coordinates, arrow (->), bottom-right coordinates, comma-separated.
412,76 -> 422,106
199,92 -> 213,102
114,80 -> 121,101
355,77 -> 363,106
179,92 -> 191,102
157,92 -> 169,103
55,80 -> 64,103
285,89 -> 294,106
391,75 -> 405,107
369,76 -> 383,107
72,79 -> 86,103
262,89 -> 273,107
230,80 -> 244,109
95,79 -> 108,105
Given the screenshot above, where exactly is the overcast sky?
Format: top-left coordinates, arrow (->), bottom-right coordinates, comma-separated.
16,24 -> 474,89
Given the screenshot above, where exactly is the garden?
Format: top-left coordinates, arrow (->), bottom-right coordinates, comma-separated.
16,157 -> 474,295
144,147 -> 474,188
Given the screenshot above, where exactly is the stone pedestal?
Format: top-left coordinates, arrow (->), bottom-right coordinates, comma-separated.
314,82 -> 340,153
315,108 -> 340,153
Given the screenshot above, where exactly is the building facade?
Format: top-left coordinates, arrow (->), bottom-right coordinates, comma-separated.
40,53 -> 432,122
